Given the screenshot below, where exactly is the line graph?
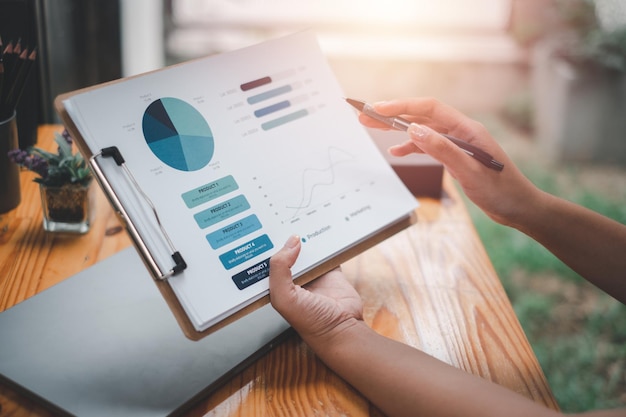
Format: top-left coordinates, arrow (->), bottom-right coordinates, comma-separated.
252,144 -> 382,224
252,145 -> 364,224
286,146 -> 355,218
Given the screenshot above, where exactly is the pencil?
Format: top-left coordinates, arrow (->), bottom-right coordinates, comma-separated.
6,47 -> 36,115
6,39 -> 21,80
0,39 -> 37,121
0,41 -> 14,114
2,41 -> 13,75
0,60 -> 4,108
0,36 -> 4,105
0,41 -> 13,120
0,47 -> 27,119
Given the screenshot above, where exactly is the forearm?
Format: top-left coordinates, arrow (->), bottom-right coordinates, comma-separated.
304,320 -> 561,417
513,189 -> 626,304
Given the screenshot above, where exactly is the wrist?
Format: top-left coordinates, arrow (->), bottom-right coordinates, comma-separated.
506,186 -> 553,234
490,171 -> 543,229
300,317 -> 369,358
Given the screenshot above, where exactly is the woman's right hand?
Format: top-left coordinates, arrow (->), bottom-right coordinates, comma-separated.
360,97 -> 539,227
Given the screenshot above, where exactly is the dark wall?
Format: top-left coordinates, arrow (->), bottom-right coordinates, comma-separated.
1,0 -> 41,147
37,0 -> 122,121
0,0 -> 122,146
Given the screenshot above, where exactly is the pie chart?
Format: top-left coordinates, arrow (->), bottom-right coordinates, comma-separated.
142,97 -> 214,171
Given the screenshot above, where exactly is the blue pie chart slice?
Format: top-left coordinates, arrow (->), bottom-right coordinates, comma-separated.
143,98 -> 214,171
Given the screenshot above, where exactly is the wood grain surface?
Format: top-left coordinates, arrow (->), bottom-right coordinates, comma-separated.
0,125 -> 559,416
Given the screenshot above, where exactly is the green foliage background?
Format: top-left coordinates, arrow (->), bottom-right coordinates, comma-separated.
465,117 -> 626,412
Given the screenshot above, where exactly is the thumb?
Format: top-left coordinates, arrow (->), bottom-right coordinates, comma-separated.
408,123 -> 471,173
269,235 -> 302,309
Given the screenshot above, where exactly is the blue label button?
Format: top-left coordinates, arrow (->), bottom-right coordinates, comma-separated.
218,234 -> 274,270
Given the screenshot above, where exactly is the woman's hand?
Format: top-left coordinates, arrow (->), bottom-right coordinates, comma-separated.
269,235 -> 363,344
359,97 -> 539,227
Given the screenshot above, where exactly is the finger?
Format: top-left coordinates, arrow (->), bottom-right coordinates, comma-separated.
388,139 -> 424,156
356,102 -> 441,133
357,113 -> 392,130
374,97 -> 465,123
304,266 -> 342,292
269,235 -> 302,309
374,98 -> 480,140
407,123 -> 482,178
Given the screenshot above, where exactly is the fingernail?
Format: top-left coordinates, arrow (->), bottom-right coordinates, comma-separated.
285,235 -> 300,249
408,123 -> 428,140
371,101 -> 387,111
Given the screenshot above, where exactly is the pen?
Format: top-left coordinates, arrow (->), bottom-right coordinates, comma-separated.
345,98 -> 504,172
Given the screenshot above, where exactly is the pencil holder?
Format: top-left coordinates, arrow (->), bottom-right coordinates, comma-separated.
0,112 -> 21,214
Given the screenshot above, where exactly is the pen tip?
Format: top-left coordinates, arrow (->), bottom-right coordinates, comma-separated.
344,97 -> 365,111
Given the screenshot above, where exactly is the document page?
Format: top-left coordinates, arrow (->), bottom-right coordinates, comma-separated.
63,31 -> 418,332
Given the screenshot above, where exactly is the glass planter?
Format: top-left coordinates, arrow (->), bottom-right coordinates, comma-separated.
39,182 -> 94,234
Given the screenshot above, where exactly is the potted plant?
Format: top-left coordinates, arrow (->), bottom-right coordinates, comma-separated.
8,129 -> 94,233
511,0 -> 626,164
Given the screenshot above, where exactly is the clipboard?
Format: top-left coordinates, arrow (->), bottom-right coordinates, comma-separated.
54,31 -> 418,340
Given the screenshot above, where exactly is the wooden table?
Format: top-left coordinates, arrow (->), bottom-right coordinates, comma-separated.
0,125 -> 559,416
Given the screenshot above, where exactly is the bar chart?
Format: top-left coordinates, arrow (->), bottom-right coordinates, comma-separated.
236,68 -> 314,132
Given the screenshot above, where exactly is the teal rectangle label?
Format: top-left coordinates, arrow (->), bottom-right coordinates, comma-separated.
206,214 -> 262,249
193,195 -> 250,229
247,84 -> 292,105
261,109 -> 308,131
182,175 -> 238,209
219,234 -> 274,270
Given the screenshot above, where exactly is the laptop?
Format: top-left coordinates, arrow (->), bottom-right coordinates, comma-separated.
0,247 -> 291,416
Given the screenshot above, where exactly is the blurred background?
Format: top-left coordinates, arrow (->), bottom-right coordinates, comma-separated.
1,0 -> 625,412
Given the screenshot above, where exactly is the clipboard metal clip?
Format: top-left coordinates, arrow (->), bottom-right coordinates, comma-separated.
90,146 -> 187,281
